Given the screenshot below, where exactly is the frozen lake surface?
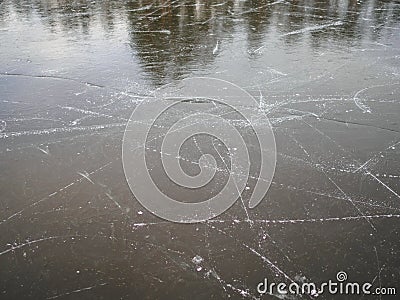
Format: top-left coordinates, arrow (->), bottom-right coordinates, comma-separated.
0,0 -> 400,299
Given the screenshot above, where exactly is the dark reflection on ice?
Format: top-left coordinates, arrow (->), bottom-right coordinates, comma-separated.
0,0 -> 400,299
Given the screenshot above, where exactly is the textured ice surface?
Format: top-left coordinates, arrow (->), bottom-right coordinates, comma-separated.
0,0 -> 400,299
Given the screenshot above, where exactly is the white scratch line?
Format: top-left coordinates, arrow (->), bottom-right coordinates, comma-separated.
281,21 -> 343,36
0,236 -> 69,256
0,123 -> 125,139
0,162 -> 112,225
47,283 -> 107,299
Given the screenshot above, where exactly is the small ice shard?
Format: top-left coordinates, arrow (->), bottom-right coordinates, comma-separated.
212,41 -> 220,55
77,171 -> 94,184
192,255 -> 203,265
37,145 -> 49,155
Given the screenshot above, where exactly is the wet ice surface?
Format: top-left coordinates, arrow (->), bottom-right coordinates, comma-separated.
0,0 -> 400,299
